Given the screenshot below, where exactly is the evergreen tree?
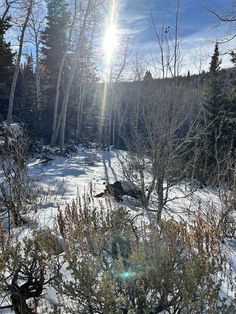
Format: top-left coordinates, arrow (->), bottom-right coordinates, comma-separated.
41,0 -> 69,140
0,16 -> 15,120
199,43 -> 234,184
41,0 -> 69,86
205,43 -> 234,144
143,70 -> 153,81
20,55 -> 38,136
204,43 -> 224,133
209,42 -> 221,76
227,51 -> 236,148
24,54 -> 34,82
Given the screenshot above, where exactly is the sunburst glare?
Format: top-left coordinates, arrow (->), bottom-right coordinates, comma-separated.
103,0 -> 117,68
99,0 -> 118,141
103,23 -> 117,66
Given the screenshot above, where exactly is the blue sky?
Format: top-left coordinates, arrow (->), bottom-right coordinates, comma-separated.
4,0 -> 235,77
114,0 -> 236,74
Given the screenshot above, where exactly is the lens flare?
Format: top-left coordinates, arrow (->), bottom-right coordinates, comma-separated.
99,0 -> 118,142
103,0 -> 117,68
103,23 -> 117,65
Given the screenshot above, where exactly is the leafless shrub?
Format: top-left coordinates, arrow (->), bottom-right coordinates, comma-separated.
0,127 -> 38,229
215,148 -> 236,238
218,189 -> 236,238
0,231 -> 63,313
53,192 -> 235,313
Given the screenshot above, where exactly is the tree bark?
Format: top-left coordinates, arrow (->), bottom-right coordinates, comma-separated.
59,0 -> 92,153
7,0 -> 33,124
51,0 -> 78,146
35,40 -> 41,110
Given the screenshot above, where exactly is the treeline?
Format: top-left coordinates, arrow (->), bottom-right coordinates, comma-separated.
0,0 -> 100,145
0,0 -> 235,186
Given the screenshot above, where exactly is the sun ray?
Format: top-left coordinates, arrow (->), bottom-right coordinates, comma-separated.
103,21 -> 117,66
99,0 -> 118,142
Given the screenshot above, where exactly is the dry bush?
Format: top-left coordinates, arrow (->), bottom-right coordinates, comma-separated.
53,192 -> 235,313
218,190 -> 236,239
215,150 -> 236,239
0,190 -> 234,314
0,127 -> 38,228
0,230 -> 63,313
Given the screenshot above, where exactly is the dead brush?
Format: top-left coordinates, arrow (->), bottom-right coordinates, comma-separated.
53,192 -> 235,313
0,130 -> 38,230
218,189 -> 236,238
56,192 -> 107,256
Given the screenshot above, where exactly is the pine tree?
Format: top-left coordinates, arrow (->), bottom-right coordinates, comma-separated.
143,70 -> 153,81
21,55 -> 38,135
199,43 -> 234,184
0,16 -> 15,119
209,42 -> 221,77
227,52 -> 236,148
0,17 -> 15,70
205,43 -> 234,143
40,0 -> 69,140
41,0 -> 69,87
204,43 -> 224,132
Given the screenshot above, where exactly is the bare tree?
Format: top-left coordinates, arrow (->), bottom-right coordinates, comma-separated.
118,0 -> 202,222
110,34 -> 132,147
0,127 -> 38,229
28,1 -> 45,110
50,0 -> 79,146
120,83 -> 197,221
58,0 -> 93,153
208,1 -> 236,42
0,0 -> 17,20
49,0 -> 104,152
101,32 -> 132,148
7,0 -> 34,124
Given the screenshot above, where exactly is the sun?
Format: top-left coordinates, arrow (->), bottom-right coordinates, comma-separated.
103,22 -> 117,65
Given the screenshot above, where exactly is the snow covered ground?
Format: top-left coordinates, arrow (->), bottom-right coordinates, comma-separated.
28,147 -> 123,227
1,146 -> 235,313
30,147 -> 236,299
27,146 -> 222,227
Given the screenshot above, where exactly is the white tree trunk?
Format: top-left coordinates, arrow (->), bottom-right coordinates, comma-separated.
58,0 -> 92,153
76,81 -> 84,140
7,0 -> 33,125
35,41 -> 41,110
51,53 -> 67,145
51,0 -> 78,146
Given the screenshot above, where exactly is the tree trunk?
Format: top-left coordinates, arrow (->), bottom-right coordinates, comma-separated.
35,41 -> 41,110
51,53 -> 67,146
51,0 -> 78,146
157,175 -> 164,222
7,0 -> 33,124
59,0 -> 92,153
76,81 -> 84,141
11,288 -> 35,314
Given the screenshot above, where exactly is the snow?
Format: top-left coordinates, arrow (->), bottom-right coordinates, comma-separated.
121,180 -> 141,192
1,146 -> 235,312
27,148 -> 122,226
28,147 -> 223,222
26,146 -> 229,233
2,122 -> 22,138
